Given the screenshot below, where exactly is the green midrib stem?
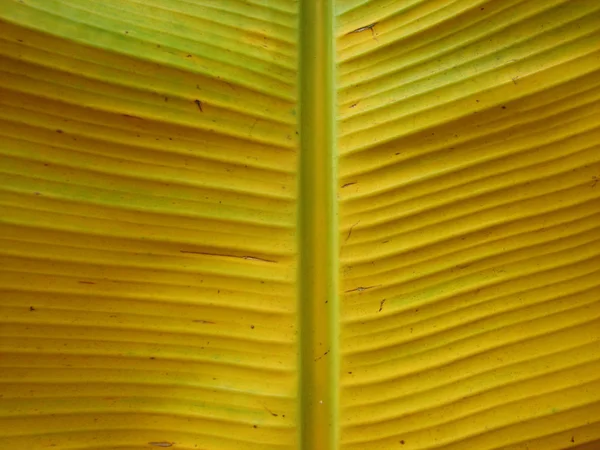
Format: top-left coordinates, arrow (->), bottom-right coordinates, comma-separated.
298,1 -> 338,450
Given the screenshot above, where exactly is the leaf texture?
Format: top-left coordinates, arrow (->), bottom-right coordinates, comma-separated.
0,1 -> 298,449
337,1 -> 600,449
1,1 -> 599,449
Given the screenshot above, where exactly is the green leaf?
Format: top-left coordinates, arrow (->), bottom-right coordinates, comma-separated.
1,1 -> 600,449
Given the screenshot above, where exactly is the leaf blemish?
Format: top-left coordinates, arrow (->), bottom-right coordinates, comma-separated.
348,23 -> 378,41
345,285 -> 380,293
263,405 -> 278,417
180,250 -> 276,263
349,22 -> 376,34
314,349 -> 330,361
346,220 -> 360,242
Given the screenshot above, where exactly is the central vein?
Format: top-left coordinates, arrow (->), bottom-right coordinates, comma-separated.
298,1 -> 338,449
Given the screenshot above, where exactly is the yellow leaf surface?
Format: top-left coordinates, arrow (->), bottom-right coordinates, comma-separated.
1,1 -> 599,449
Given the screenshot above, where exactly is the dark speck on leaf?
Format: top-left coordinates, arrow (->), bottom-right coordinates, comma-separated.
29,306 -> 35,311
314,350 -> 330,361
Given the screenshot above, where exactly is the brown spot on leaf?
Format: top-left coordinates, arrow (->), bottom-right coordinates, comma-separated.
263,405 -> 278,417
314,349 -> 330,361
345,220 -> 360,242
348,23 -> 378,41
345,285 -> 380,293
180,250 -> 276,263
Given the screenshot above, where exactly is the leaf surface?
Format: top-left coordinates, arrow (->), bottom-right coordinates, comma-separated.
1,1 -> 599,449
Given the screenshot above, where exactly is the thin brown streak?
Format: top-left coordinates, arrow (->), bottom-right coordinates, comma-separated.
180,250 -> 276,263
345,284 -> 380,293
263,405 -> 278,417
314,349 -> 330,361
346,220 -> 360,242
348,23 -> 377,34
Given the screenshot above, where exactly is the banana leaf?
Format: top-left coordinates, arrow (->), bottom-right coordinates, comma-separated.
1,1 -> 599,449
